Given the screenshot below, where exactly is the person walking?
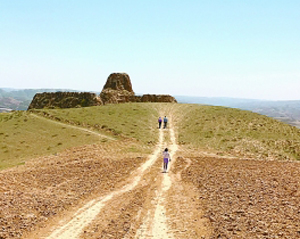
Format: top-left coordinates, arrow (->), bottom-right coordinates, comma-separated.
163,148 -> 171,173
163,116 -> 168,129
158,117 -> 162,129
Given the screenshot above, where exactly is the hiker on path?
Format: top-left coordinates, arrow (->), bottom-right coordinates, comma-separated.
163,148 -> 171,173
158,117 -> 162,129
163,116 -> 168,129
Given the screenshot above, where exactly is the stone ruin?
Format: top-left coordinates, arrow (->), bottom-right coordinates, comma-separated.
28,92 -> 102,110
28,73 -> 177,109
100,73 -> 136,105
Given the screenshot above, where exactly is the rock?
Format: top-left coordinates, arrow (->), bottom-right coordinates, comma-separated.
99,73 -> 177,104
141,94 -> 177,103
100,89 -> 136,105
102,73 -> 134,93
28,72 -> 177,109
28,92 -> 102,110
100,73 -> 135,105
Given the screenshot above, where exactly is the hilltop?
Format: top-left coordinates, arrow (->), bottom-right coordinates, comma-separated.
1,103 -> 300,238
2,88 -> 300,128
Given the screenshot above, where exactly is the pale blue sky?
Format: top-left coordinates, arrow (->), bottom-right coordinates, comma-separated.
1,1 -> 299,100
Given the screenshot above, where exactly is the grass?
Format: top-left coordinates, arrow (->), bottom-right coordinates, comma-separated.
30,103 -> 159,144
174,104 -> 300,160
2,102 -> 300,170
0,103 -> 160,169
0,111 -> 107,169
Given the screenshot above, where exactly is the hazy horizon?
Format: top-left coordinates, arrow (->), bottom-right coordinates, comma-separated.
1,1 -> 299,101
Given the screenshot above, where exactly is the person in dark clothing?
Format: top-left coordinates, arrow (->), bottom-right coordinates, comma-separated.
163,116 -> 168,129
158,117 -> 162,129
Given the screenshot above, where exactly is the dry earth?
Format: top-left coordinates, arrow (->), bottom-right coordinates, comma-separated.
176,155 -> 300,238
1,109 -> 300,238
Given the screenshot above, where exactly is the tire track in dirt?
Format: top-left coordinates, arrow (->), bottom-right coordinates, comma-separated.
167,155 -> 212,238
135,115 -> 178,239
151,124 -> 178,238
44,125 -> 164,239
30,113 -> 115,141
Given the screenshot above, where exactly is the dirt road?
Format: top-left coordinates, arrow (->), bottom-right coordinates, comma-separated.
44,124 -> 165,238
24,110 -> 210,239
39,114 -> 193,239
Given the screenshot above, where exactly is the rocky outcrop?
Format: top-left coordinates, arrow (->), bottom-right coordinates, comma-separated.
100,90 -> 140,105
28,92 -> 102,109
100,73 -> 135,104
28,72 -> 177,109
140,94 -> 177,103
102,73 -> 134,93
100,73 -> 177,104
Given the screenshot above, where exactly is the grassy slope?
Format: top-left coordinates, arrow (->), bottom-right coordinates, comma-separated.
0,103 -> 159,169
2,102 -> 300,170
31,103 -> 158,144
174,104 -> 300,160
0,111 -> 103,169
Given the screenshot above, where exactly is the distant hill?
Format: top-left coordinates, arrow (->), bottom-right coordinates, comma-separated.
176,95 -> 300,128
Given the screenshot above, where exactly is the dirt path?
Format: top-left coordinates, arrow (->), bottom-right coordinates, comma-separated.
25,107 -> 208,239
43,122 -> 165,239
135,118 -> 178,238
30,113 -> 115,141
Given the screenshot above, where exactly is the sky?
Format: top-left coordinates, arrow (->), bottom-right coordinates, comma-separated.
0,1 -> 299,100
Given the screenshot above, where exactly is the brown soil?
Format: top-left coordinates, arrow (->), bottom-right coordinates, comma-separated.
0,140 -> 148,239
177,155 -> 300,238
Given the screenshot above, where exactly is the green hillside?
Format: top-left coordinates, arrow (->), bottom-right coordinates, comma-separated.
1,103 -> 300,170
0,111 -> 104,169
174,104 -> 300,160
30,103 -> 159,144
0,103 -> 159,169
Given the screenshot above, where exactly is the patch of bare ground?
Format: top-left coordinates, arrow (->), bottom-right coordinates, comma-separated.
0,140 -> 150,239
81,158 -> 162,238
177,155 -> 300,238
167,156 -> 212,238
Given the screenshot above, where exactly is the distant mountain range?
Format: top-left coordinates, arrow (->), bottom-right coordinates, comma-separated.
0,88 -> 299,128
